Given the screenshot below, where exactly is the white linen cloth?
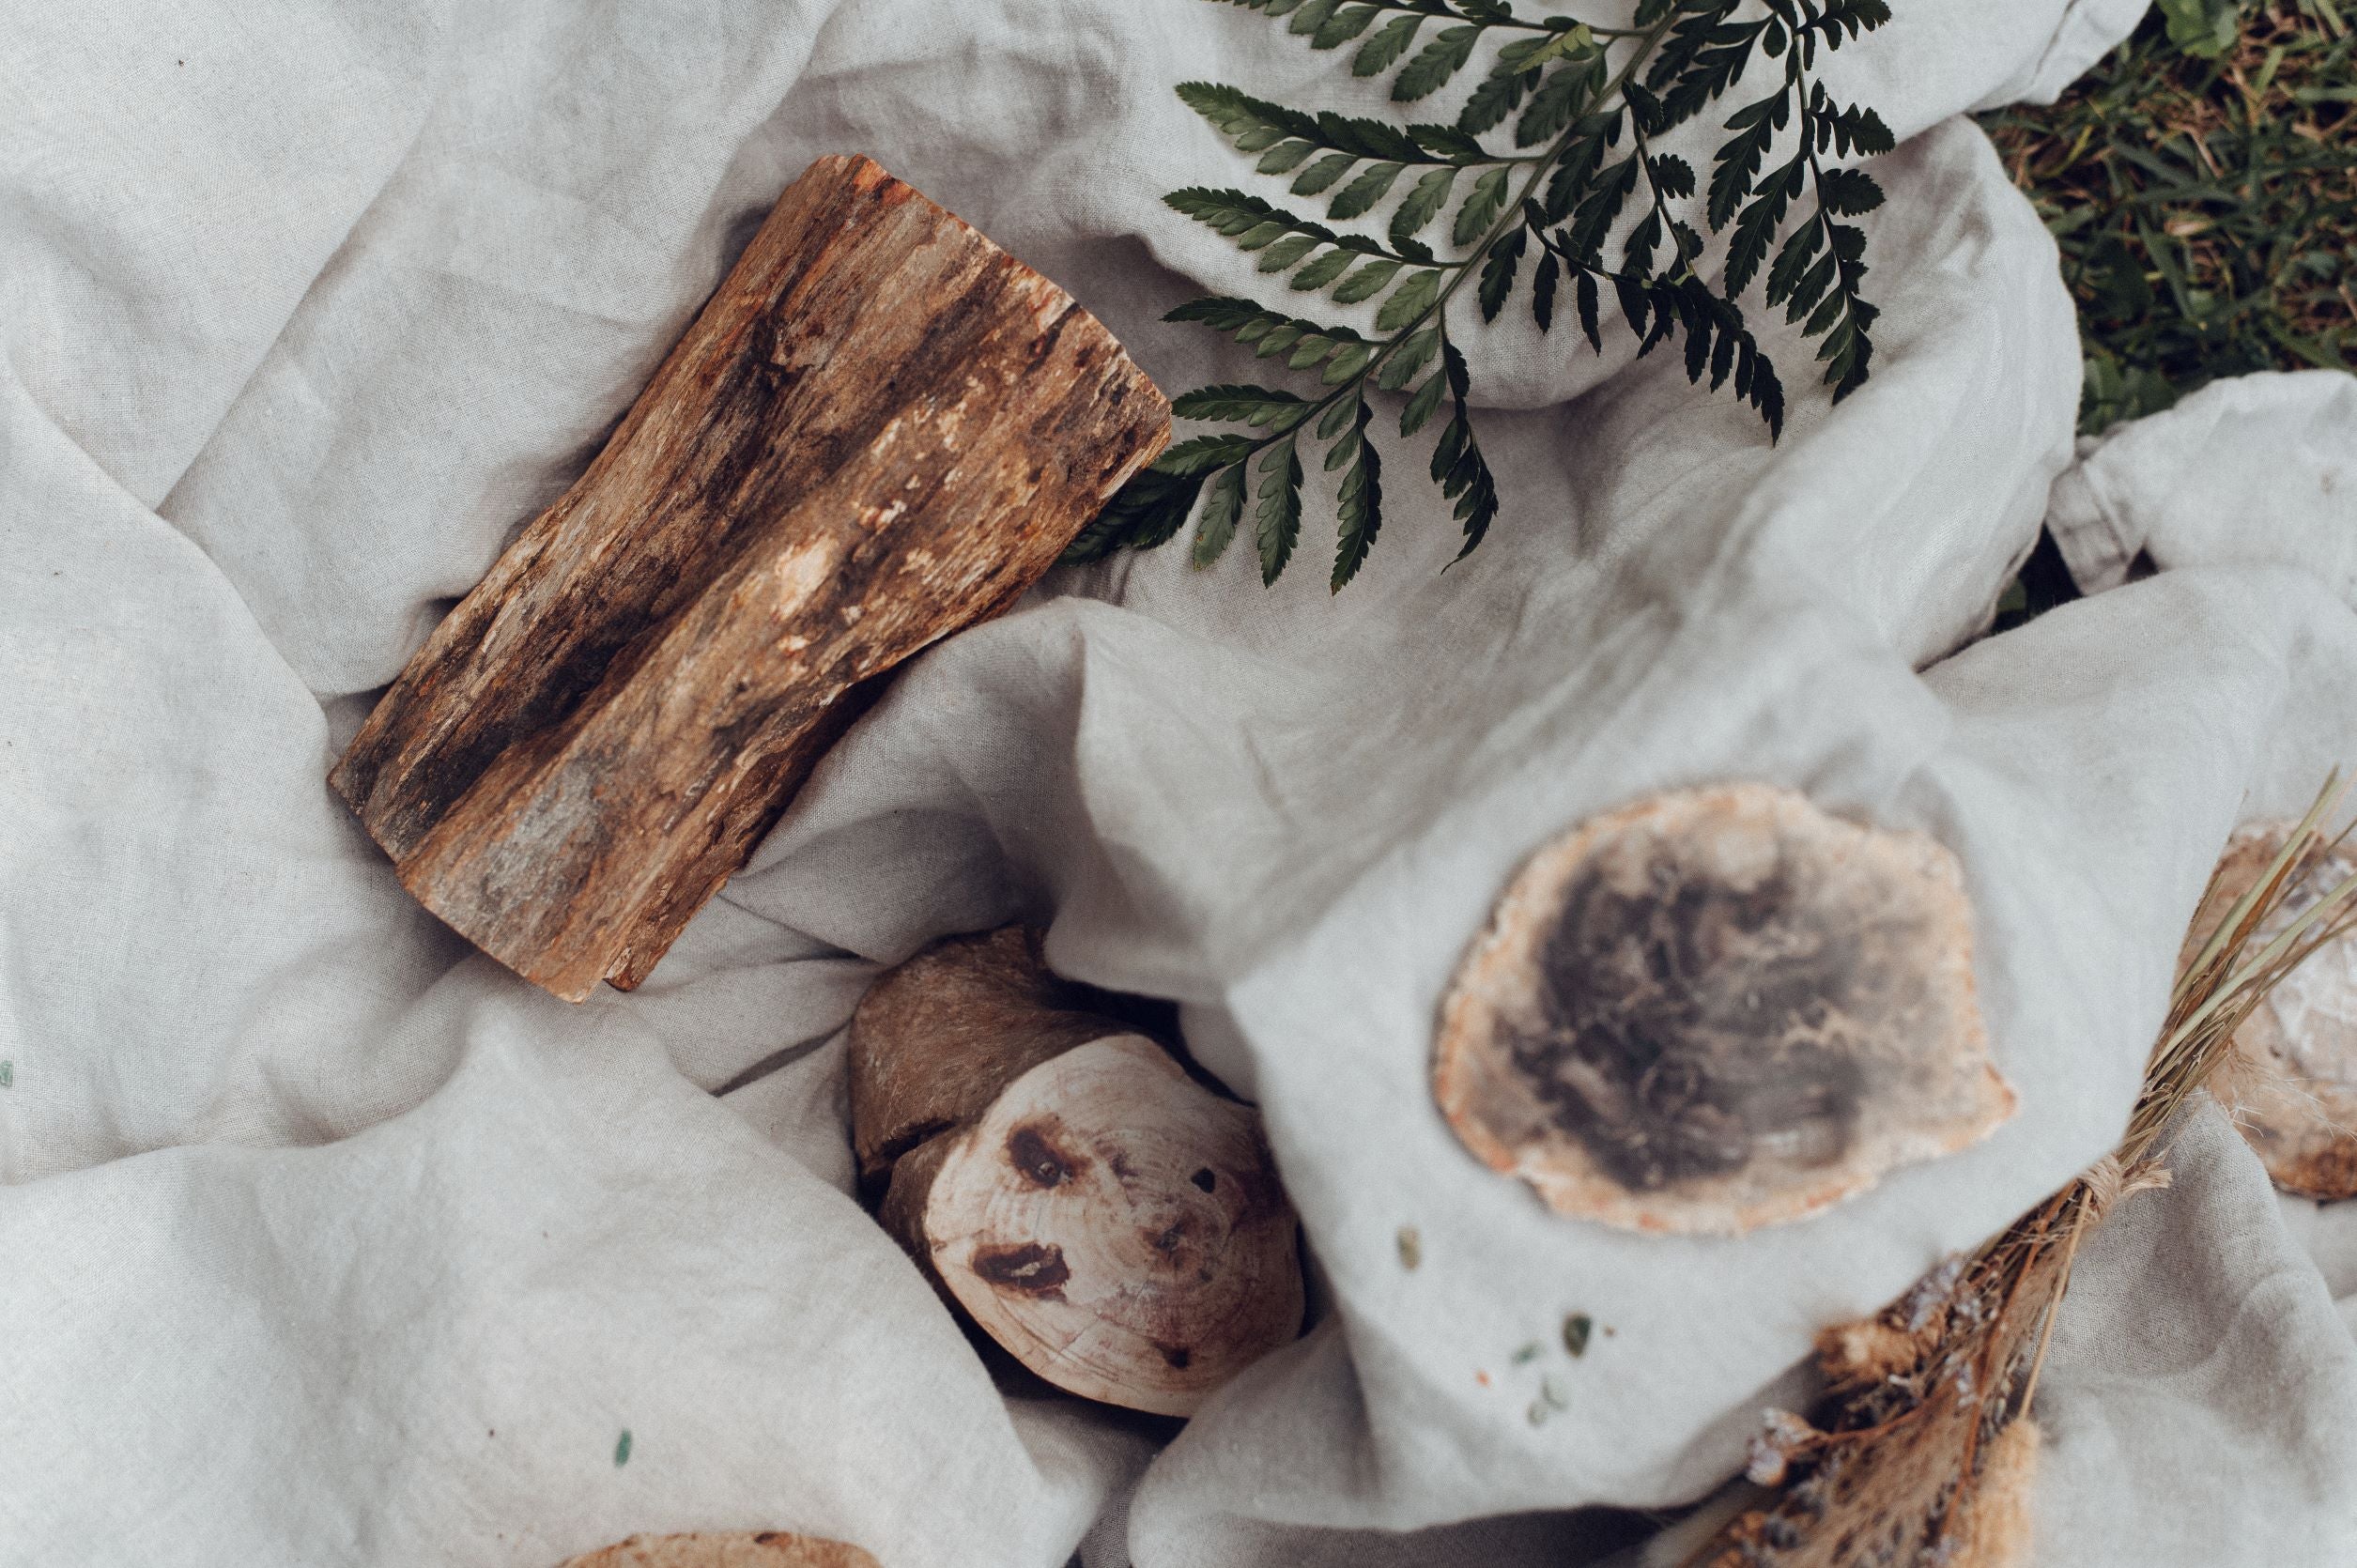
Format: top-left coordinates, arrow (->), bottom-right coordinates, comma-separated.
6,1 -> 2354,1564
2047,368 -> 2357,600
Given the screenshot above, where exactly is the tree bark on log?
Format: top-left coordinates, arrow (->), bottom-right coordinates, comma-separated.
851,928 -> 1305,1417
330,154 -> 1169,1000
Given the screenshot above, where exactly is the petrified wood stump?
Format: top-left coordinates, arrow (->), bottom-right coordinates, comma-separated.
1435,784 -> 2015,1235
330,154 -> 1169,1000
2185,823 -> 2357,1199
852,927 -> 1304,1417
555,1534 -> 877,1568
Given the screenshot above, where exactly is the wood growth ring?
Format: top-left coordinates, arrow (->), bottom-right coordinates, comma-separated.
1434,784 -> 2014,1234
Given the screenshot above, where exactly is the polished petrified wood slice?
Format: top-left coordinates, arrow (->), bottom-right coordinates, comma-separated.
331,154 -> 1169,1001
2185,823 -> 2357,1199
1435,784 -> 2015,1234
853,927 -> 1303,1417
555,1533 -> 877,1568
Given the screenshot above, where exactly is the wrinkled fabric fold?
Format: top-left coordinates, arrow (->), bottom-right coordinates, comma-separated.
8,2 -> 2357,1565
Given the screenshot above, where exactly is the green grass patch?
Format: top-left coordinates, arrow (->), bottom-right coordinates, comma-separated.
1981,0 -> 2355,437
1979,0 -> 2353,629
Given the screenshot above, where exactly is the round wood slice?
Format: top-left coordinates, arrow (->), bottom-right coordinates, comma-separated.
916,1034 -> 1302,1416
555,1532 -> 877,1568
1434,784 -> 2014,1235
2184,823 -> 2357,1199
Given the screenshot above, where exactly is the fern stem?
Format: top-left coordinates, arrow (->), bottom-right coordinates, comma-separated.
1318,0 -> 1646,38
1413,12 -> 1684,331
1204,11 -> 1684,481
1629,121 -> 1702,283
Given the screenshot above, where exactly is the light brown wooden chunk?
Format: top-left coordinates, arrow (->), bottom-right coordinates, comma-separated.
851,929 -> 1303,1416
554,1532 -> 877,1568
1434,784 -> 2014,1235
2184,824 -> 2357,1199
848,926 -> 1118,1193
331,155 -> 1170,1001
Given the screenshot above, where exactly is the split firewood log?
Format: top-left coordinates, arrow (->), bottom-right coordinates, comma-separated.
331,154 -> 1169,1001
2183,822 -> 2357,1198
1435,784 -> 2014,1235
554,1533 -> 877,1568
850,927 -> 1304,1417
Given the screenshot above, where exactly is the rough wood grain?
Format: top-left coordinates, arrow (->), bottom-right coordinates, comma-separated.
851,927 -> 1304,1417
554,1532 -> 877,1568
330,154 -> 1170,1000
1435,784 -> 2014,1234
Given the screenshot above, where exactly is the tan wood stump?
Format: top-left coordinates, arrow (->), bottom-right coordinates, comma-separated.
331,154 -> 1169,1001
852,927 -> 1303,1416
1435,784 -> 2014,1234
555,1533 -> 876,1568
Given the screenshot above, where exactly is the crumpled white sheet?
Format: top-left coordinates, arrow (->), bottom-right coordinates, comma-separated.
2048,368 -> 2357,599
2029,366 -> 2357,1568
5,0 -> 2354,1563
2034,1099 -> 2357,1568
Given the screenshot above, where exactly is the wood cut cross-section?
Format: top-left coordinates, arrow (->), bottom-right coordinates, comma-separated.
555,1533 -> 878,1568
917,1035 -> 1302,1417
330,154 -> 1170,1001
1435,784 -> 2014,1234
2183,824 -> 2357,1198
851,927 -> 1304,1417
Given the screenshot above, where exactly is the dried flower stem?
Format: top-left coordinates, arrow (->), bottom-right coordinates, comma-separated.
1673,771 -> 2357,1568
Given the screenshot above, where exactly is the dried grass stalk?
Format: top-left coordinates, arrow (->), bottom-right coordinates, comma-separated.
2186,824 -> 2357,1196
1675,774 -> 2357,1568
